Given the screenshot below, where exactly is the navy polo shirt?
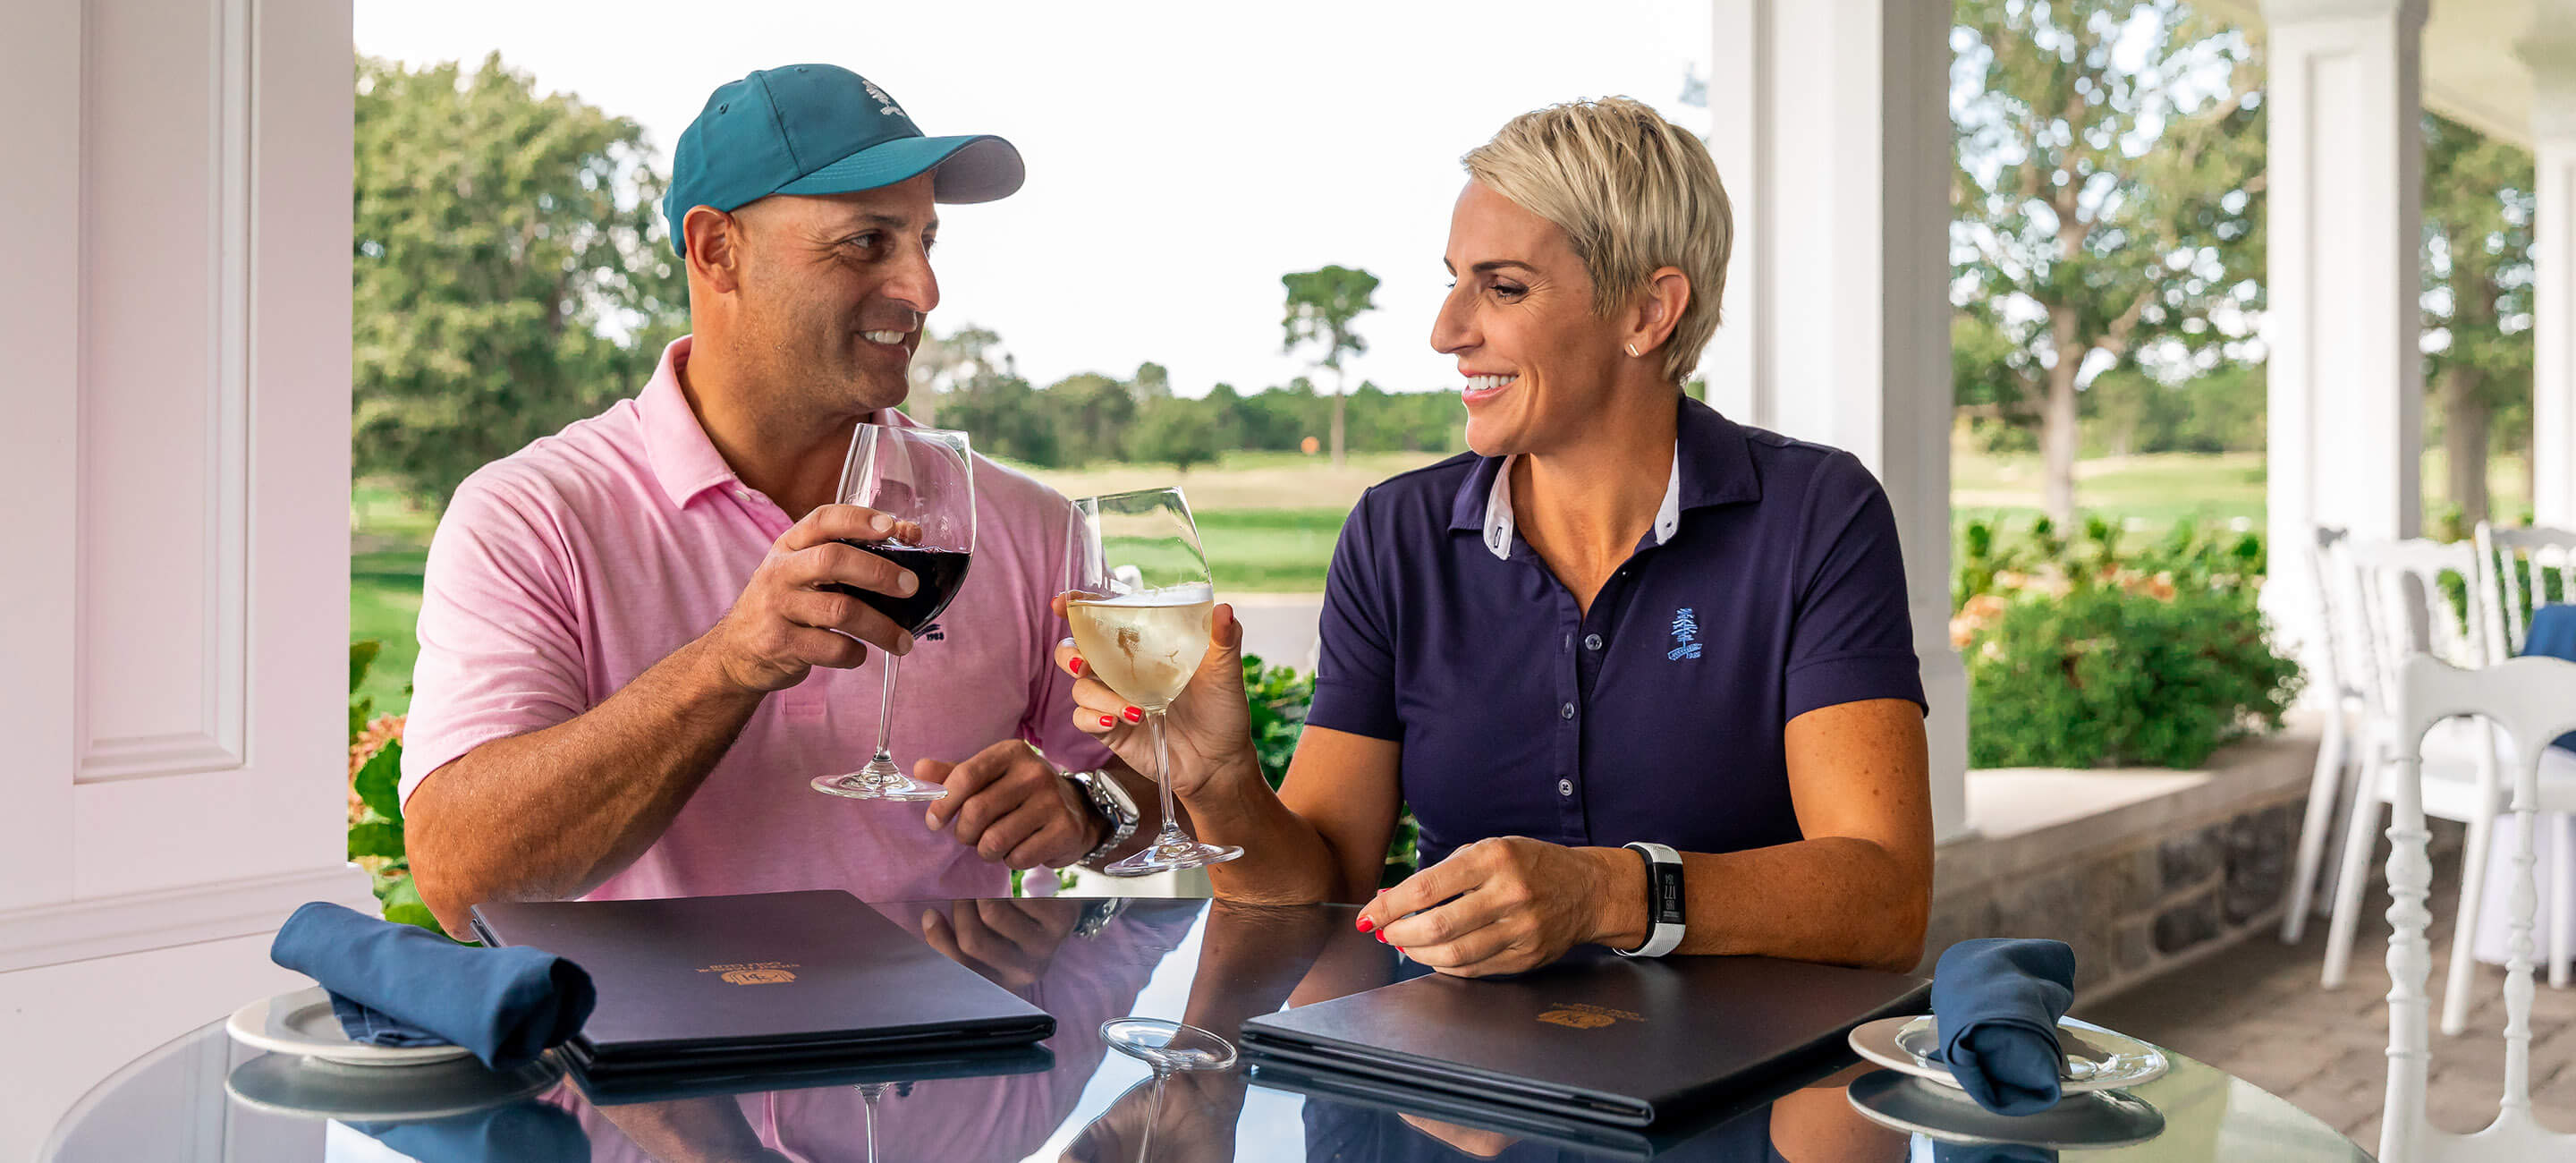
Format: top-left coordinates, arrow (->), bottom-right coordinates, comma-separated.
1306,396 -> 1925,870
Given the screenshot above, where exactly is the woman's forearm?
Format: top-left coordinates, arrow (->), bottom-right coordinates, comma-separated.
1183,761 -> 1355,904
1590,836 -> 1930,972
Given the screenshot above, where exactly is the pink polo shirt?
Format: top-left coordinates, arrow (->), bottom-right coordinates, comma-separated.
401,335 -> 1111,903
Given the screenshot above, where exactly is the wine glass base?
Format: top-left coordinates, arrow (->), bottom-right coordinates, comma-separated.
1100,839 -> 1242,878
1099,1018 -> 1238,1073
811,769 -> 948,801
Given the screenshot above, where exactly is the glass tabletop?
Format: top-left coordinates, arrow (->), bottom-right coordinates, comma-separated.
44,896 -> 2369,1162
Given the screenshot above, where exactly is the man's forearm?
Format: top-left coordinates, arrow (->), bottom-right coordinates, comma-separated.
409,637 -> 764,937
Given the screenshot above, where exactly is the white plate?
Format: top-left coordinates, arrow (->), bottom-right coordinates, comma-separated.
1847,1014 -> 2168,1093
226,986 -> 475,1067
225,1051 -> 559,1122
1846,1068 -> 2166,1149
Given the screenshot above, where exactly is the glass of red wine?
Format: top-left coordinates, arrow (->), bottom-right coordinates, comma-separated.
811,424 -> 975,802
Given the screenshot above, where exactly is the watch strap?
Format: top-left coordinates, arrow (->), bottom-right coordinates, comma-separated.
1615,842 -> 1685,957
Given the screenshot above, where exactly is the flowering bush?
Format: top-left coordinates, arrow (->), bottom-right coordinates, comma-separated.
348,641 -> 440,933
1953,517 -> 2301,768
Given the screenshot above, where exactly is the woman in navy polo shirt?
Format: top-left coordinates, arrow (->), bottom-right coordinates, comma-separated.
1051,97 -> 1931,977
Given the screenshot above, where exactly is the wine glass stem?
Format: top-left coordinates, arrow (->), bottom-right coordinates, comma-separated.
1148,710 -> 1183,852
1140,1067 -> 1170,1163
872,651 -> 902,768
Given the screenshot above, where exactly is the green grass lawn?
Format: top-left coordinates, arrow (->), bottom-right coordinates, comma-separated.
358,446 -> 2504,709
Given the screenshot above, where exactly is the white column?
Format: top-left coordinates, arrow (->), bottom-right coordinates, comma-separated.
2259,0 -> 2428,667
1708,0 -> 1966,842
2526,5 -> 2576,528
0,0 -> 370,1150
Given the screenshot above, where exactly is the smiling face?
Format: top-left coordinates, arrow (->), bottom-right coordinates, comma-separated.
1431,181 -> 1630,458
710,172 -> 942,419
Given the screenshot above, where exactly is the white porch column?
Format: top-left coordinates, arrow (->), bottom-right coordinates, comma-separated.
2526,5 -> 2576,527
2258,0 -> 2428,664
1708,0 -> 1967,842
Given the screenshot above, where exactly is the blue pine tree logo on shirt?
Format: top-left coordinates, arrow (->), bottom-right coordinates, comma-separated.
1668,608 -> 1701,661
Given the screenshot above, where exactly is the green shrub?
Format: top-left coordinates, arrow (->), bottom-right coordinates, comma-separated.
1953,518 -> 2300,768
1241,652 -> 1415,885
348,641 -> 443,935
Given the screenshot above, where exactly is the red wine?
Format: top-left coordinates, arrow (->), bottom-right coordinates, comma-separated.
829,542 -> 972,634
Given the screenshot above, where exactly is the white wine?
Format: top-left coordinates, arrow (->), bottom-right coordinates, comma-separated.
1067,585 -> 1215,712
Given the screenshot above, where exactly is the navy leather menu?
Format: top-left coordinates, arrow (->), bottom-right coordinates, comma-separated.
1239,950 -> 1927,1127
470,890 -> 1054,1076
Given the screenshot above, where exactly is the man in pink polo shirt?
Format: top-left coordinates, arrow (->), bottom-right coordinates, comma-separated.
402,65 -> 1165,936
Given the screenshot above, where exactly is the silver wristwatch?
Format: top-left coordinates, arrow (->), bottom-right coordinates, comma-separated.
1063,768 -> 1139,866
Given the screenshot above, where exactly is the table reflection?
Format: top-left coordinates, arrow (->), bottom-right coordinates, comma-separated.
46,896 -> 2361,1162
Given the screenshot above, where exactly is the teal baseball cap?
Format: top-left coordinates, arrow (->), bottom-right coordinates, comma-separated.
663,64 -> 1023,257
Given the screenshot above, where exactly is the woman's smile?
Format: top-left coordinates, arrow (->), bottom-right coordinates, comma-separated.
1462,372 -> 1520,403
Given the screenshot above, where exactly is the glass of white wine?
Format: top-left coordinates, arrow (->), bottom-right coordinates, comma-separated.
1064,488 -> 1243,876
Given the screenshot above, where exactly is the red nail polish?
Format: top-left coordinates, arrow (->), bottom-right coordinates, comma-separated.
1375,931 -> 1387,944
1355,917 -> 1375,934
1123,707 -> 1143,724
1098,715 -> 1115,728
1070,657 -> 1085,676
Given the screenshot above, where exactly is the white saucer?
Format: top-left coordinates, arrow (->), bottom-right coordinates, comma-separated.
1846,1068 -> 2166,1149
225,1051 -> 560,1122
226,986 -> 475,1067
1847,1014 -> 2168,1093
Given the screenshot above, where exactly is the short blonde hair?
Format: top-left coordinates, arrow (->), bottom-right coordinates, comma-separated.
1462,97 -> 1733,385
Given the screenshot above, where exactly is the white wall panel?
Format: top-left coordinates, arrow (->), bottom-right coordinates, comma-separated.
0,0 -> 369,956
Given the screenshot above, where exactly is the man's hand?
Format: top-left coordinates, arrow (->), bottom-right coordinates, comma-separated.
1354,837 -> 1640,978
919,740 -> 1106,869
699,503 -> 922,693
919,898 -> 1080,994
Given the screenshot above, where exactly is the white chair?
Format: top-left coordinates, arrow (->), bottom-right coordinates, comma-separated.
2377,654 -> 2576,1162
2318,539 -> 2503,1030
2470,522 -> 2576,992
2282,525 -> 2362,944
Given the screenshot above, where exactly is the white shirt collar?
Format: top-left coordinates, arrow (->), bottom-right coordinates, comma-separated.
1481,443 -> 1685,561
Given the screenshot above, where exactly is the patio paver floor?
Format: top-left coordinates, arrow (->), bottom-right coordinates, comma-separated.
2080,851 -> 2576,1151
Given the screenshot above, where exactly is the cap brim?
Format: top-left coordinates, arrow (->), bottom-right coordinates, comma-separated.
774,134 -> 1025,204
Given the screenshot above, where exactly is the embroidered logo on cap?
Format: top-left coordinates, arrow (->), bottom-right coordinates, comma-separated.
861,80 -> 907,118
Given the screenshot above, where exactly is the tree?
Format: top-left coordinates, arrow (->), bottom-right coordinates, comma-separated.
1129,361 -> 1172,403
2420,114 -> 2536,525
353,54 -> 688,508
1281,266 -> 1379,468
1131,398 -> 1222,477
1952,0 -> 2267,522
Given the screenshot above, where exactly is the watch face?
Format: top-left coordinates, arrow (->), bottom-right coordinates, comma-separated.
1094,773 -> 1138,817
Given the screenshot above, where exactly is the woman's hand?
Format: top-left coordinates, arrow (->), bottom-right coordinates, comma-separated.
1354,837 -> 1642,978
1051,596 -> 1260,801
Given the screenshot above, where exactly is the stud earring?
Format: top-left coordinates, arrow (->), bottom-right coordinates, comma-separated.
1625,344 -> 1640,358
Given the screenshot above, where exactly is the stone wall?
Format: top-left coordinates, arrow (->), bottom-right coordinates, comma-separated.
1920,728 -> 2363,998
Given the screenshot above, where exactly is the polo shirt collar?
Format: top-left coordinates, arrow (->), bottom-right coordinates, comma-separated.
638,334 -> 920,509
1448,395 -> 1763,560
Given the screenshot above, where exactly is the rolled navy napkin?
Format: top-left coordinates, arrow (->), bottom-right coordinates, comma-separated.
269,901 -> 595,1072
1928,938 -> 2076,1116
2518,604 -> 2576,751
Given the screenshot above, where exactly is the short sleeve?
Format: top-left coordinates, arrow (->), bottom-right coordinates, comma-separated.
1022,497 -> 1115,772
1304,495 -> 1402,740
398,474 -> 591,805
1784,452 -> 1927,720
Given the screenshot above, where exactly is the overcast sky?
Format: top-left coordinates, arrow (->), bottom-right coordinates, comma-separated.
355,0 -> 1713,398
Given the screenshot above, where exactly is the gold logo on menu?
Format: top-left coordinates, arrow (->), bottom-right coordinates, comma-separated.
1537,1002 -> 1641,1030
700,961 -> 801,985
